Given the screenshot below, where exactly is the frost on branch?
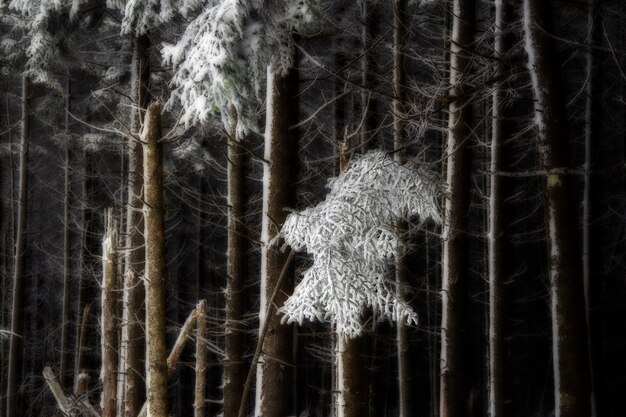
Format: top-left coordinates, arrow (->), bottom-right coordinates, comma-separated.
279,150 -> 446,338
163,0 -> 318,138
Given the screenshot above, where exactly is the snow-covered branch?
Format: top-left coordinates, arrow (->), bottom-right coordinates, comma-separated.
279,150 -> 446,338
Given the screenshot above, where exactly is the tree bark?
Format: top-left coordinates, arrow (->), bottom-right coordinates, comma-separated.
583,2 -> 602,415
142,101 -> 167,417
254,64 -> 298,417
194,300 -> 207,417
440,1 -> 474,417
60,73 -> 73,390
101,209 -> 119,417
488,2 -> 514,417
224,109 -> 247,417
523,2 -> 592,417
121,33 -> 150,417
392,1 -> 416,416
6,75 -> 30,417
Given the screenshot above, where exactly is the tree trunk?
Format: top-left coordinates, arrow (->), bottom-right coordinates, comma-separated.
6,75 -> 30,417
523,2 -> 592,417
121,33 -> 150,417
101,209 -> 119,417
142,101 -> 168,417
224,109 -> 247,417
195,300 -> 207,417
440,1 -> 474,416
360,0 -> 376,149
583,2 -> 602,415
254,64 -> 298,417
488,2 -> 514,417
392,1 -> 415,416
60,73 -> 73,390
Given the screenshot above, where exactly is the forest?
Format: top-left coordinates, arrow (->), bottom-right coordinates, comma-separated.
0,0 -> 625,417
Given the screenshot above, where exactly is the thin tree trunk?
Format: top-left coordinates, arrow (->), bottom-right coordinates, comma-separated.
488,2 -> 514,417
121,33 -> 150,417
392,1 -> 415,416
440,1 -> 474,416
583,2 -> 602,416
360,0 -> 376,149
254,64 -> 298,417
60,73 -> 73,390
6,75 -> 30,417
224,109 -> 247,417
101,209 -> 119,417
195,300 -> 207,417
523,2 -> 592,417
74,304 -> 91,395
142,101 -> 168,417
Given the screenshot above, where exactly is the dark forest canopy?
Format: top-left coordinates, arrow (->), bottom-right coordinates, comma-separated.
0,1 -> 625,417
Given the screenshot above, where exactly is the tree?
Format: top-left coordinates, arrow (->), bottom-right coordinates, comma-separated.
488,2 -> 514,416
391,1 -> 415,415
5,75 -> 30,417
523,1 -> 592,416
440,1 -> 475,416
164,3 -> 318,415
255,59 -> 299,417
101,209 -> 119,417
142,101 -> 168,417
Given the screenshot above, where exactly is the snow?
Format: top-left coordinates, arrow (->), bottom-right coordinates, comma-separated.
278,150 -> 445,338
163,0 -> 320,138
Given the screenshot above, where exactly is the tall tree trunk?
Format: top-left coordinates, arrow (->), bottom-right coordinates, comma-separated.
392,1 -> 415,416
523,2 -> 592,417
60,73 -> 73,390
488,2 -> 514,417
6,75 -> 30,417
440,1 -> 474,416
194,300 -> 207,417
101,209 -> 119,417
583,2 -> 602,415
121,33 -> 150,417
254,64 -> 298,417
360,0 -> 376,150
142,101 -> 168,417
224,110 -> 247,417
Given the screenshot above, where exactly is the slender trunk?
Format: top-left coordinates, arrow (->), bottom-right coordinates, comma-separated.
440,1 -> 474,417
74,151 -> 93,380
334,137 -> 371,417
122,33 -> 150,417
254,64 -> 298,417
101,209 -> 119,417
392,1 -> 415,416
142,101 -> 167,417
523,2 -> 592,417
488,2 -> 514,417
74,304 -> 91,395
194,300 -> 207,417
60,73 -> 73,389
583,2 -> 602,416
224,110 -> 247,417
6,76 -> 30,417
360,0 -> 376,149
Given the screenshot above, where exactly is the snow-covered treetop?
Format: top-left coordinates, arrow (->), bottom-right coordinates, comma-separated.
112,0 -> 175,36
278,150 -> 446,338
163,0 -> 319,138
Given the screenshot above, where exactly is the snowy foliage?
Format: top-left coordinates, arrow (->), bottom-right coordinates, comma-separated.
118,0 -> 175,36
6,0 -> 76,92
278,150 -> 446,338
163,0 -> 319,138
